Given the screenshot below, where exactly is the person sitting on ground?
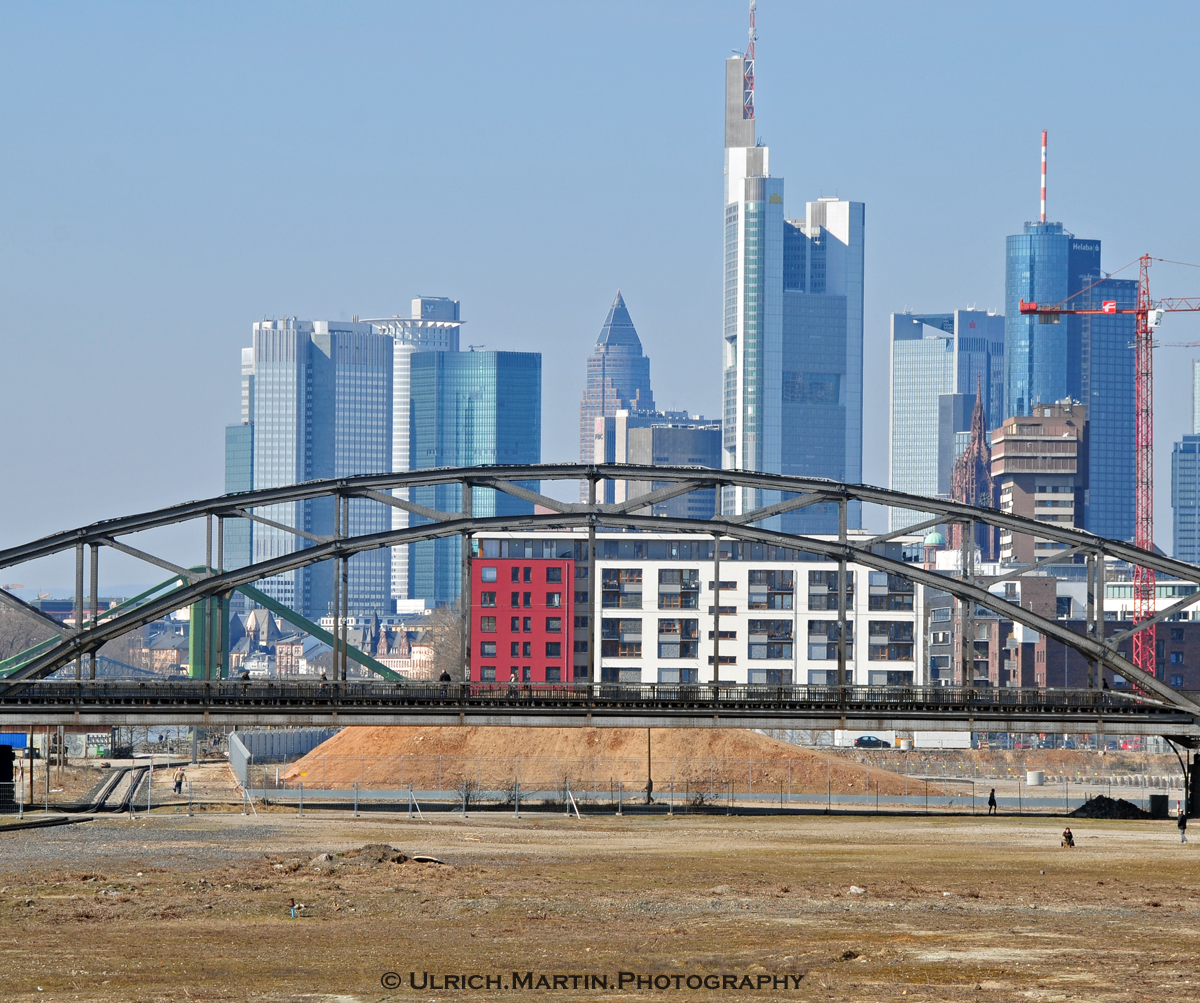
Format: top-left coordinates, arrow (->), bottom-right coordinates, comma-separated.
1061,826 -> 1075,848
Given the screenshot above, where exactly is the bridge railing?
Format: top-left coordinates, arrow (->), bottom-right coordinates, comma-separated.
0,678 -> 1165,713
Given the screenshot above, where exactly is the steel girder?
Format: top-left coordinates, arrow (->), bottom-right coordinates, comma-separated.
0,464 -> 1198,723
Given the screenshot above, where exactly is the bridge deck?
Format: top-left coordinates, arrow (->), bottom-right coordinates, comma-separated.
0,681 -> 1195,736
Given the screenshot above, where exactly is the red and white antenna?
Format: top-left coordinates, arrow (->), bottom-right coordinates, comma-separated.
743,0 -> 756,122
1040,129 -> 1047,223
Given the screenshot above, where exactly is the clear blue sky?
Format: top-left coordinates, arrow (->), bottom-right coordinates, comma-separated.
3,1 -> 1199,589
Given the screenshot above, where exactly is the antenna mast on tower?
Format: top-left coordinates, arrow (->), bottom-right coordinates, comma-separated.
1040,130 -> 1048,222
743,1 -> 757,122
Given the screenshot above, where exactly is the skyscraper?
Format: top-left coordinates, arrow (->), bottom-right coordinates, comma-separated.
1004,137 -> 1135,541
889,310 -> 1004,529
721,17 -> 863,532
364,297 -> 463,602
408,350 -> 542,607
1171,361 -> 1200,562
578,291 -> 654,489
245,319 -> 393,619
223,347 -> 256,574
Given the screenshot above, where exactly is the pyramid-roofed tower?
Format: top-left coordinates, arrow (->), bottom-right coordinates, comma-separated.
578,291 -> 655,471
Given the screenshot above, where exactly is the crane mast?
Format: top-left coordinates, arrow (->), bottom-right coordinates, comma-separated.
1020,254 -> 1200,684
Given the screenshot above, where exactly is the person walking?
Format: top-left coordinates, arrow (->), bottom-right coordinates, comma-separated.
1179,806 -> 1189,844
172,767 -> 185,796
987,788 -> 997,815
439,669 -> 452,697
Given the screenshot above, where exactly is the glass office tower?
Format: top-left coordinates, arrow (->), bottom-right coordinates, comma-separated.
1172,362 -> 1200,562
407,351 -> 542,607
364,297 -> 462,603
1005,223 -> 1134,541
578,291 -> 654,481
248,319 -> 393,619
1077,278 -> 1136,540
889,310 -> 1004,529
721,49 -> 863,531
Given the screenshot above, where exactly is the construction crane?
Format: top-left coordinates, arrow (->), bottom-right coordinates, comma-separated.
1020,254 -> 1200,680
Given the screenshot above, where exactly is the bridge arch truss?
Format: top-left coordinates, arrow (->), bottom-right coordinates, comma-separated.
1,464 -> 1198,723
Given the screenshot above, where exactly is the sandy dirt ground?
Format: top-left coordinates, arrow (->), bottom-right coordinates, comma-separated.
280,727 -> 945,795
0,807 -> 1196,1002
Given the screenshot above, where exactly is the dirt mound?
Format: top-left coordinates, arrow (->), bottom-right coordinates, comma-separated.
1070,795 -> 1150,820
282,726 -> 932,795
345,843 -> 408,865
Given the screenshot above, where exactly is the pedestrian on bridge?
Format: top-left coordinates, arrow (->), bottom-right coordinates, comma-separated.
1179,807 -> 1188,844
987,788 -> 997,815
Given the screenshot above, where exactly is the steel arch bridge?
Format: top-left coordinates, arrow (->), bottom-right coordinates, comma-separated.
1,464 -> 1198,738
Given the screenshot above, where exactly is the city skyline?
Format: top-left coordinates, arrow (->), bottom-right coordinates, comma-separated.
4,2 -> 1200,590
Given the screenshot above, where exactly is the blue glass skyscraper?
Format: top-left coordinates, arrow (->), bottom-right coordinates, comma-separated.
1005,222 -> 1134,541
245,319 -> 393,618
407,350 -> 542,607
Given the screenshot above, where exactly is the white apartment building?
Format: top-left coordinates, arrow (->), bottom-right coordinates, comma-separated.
472,530 -> 926,686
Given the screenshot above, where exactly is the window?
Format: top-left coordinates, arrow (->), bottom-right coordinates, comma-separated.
574,591 -> 588,605
658,667 -> 698,684
603,568 -> 643,609
574,639 -> 588,652
522,641 -> 532,657
540,616 -> 559,633
511,592 -> 520,607
868,622 -> 914,661
510,616 -> 520,632
931,631 -> 951,645
574,615 -> 589,629
659,592 -> 699,609
808,570 -> 855,610
547,592 -> 562,608
707,654 -> 736,665
748,669 -> 793,685
523,592 -> 533,608
708,629 -> 737,640
480,591 -> 497,607
479,666 -> 496,682
522,666 -> 531,682
480,641 -> 497,657
546,641 -> 562,657
807,620 -> 852,660
657,618 -> 699,659
708,580 -> 737,591
545,666 -> 561,682
707,605 -> 738,615
601,640 -> 642,658
510,641 -> 520,657
1171,628 -> 1185,641
480,617 -> 496,633
511,567 -> 520,583
1171,651 -> 1185,664
1171,673 -> 1185,688
547,567 -> 562,583
481,567 -> 497,583
931,607 -> 951,622
523,567 -> 532,583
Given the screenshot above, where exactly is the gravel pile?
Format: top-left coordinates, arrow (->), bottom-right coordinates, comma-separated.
1070,795 -> 1150,819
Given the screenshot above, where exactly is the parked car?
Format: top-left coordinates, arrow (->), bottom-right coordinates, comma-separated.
854,735 -> 891,748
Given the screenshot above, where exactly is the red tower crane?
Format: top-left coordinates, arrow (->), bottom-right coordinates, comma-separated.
1020,255 -> 1200,680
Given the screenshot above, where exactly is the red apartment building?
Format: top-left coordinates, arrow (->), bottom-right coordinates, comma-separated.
470,556 -> 575,683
